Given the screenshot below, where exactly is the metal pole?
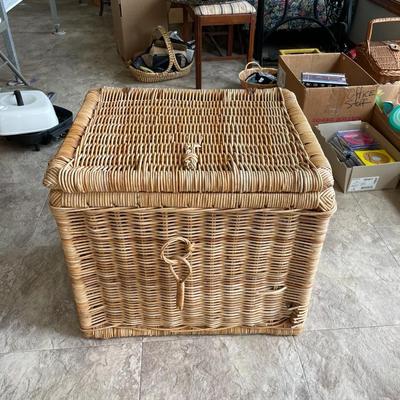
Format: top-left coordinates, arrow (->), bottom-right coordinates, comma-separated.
49,0 -> 64,35
0,0 -> 21,73
0,50 -> 29,85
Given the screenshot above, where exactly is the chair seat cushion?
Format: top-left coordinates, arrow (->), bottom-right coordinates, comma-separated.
192,1 -> 256,16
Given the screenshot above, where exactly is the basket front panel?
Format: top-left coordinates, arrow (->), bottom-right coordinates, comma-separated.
53,207 -> 330,335
358,44 -> 400,83
370,42 -> 400,71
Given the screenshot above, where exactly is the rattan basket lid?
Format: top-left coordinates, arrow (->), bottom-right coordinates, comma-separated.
44,87 -> 334,211
369,41 -> 400,71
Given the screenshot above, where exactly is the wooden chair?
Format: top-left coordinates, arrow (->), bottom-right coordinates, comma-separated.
99,0 -> 110,16
177,1 -> 257,89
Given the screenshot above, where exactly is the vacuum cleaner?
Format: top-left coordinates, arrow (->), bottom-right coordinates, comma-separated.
0,88 -> 73,151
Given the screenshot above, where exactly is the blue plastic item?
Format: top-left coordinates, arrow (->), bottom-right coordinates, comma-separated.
388,105 -> 400,133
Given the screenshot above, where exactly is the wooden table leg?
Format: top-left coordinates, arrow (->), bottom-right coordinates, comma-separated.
195,17 -> 202,89
182,6 -> 191,42
227,25 -> 234,56
248,15 -> 256,62
254,0 -> 265,63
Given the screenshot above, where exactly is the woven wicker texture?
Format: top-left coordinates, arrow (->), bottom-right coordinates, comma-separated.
44,87 -> 335,338
239,61 -> 278,90
357,17 -> 400,83
129,26 -> 192,83
370,44 -> 400,70
45,87 -> 334,210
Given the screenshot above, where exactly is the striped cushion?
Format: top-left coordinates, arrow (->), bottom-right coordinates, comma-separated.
193,1 -> 256,15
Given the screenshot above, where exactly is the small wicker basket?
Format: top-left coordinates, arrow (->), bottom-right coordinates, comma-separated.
129,26 -> 193,83
357,17 -> 400,84
239,61 -> 278,90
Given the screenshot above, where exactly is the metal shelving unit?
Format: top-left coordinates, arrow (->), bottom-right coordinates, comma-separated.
0,0 -> 62,79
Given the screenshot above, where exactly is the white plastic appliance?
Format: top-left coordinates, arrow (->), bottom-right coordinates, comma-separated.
0,90 -> 59,136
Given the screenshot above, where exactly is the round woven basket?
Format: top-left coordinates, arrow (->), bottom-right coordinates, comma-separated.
239,62 -> 278,90
129,26 -> 193,83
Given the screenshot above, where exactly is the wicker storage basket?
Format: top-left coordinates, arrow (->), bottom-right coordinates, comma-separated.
239,61 -> 277,90
44,87 -> 336,339
357,17 -> 400,84
129,26 -> 192,83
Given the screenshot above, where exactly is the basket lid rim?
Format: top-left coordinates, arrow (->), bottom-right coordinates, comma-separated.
44,87 -> 333,202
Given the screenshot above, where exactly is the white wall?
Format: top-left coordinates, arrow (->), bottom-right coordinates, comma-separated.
350,0 -> 400,44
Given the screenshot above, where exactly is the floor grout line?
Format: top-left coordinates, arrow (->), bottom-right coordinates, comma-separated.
351,190 -> 400,268
349,191 -> 371,222
0,339 -> 141,357
18,194 -> 50,259
2,322 -> 400,358
138,338 -> 144,400
374,226 -> 400,269
303,323 -> 400,334
0,191 -> 49,261
292,337 -> 314,400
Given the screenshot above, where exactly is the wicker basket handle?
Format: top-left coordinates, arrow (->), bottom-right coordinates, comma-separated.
161,237 -> 195,310
154,25 -> 184,73
245,61 -> 262,70
366,17 -> 400,54
183,143 -> 201,171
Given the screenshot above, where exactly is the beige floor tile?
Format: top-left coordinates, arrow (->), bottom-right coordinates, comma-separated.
141,335 -> 310,400
0,343 -> 142,400
328,187 -> 371,231
295,326 -> 400,400
307,224 -> 400,330
0,205 -> 140,353
376,225 -> 400,266
353,189 -> 400,228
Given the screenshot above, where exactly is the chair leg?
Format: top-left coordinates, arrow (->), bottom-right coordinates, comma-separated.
195,17 -> 202,89
227,25 -> 234,56
236,25 -> 244,55
182,7 -> 191,42
247,15 -> 256,62
99,0 -> 104,16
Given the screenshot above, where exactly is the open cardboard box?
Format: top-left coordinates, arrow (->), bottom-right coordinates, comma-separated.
278,53 -> 378,125
169,7 -> 184,24
111,0 -> 168,61
372,106 -> 400,151
371,83 -> 400,151
314,120 -> 400,193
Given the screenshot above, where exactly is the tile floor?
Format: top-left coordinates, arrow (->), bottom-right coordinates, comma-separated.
0,1 -> 399,399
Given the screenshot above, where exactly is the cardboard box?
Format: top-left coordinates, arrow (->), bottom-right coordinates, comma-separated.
314,120 -> 400,193
111,0 -> 168,61
169,7 -> 183,24
379,82 -> 400,103
278,53 -> 379,125
372,106 -> 400,151
168,5 -> 193,25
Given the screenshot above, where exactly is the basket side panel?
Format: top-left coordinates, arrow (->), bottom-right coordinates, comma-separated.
51,207 -> 331,337
357,47 -> 400,84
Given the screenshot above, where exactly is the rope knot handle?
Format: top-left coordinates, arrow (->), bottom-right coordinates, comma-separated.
183,143 -> 201,171
160,237 -> 195,310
